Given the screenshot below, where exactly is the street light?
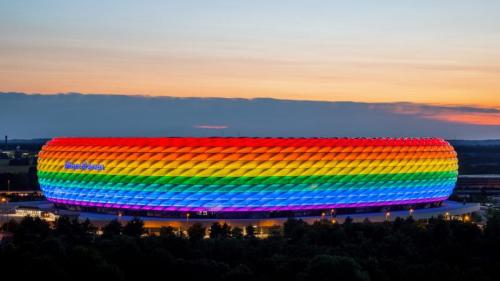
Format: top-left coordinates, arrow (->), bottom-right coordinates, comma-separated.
385,212 -> 391,221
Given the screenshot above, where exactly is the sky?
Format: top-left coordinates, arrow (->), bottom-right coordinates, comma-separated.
1,1 -> 500,138
2,93 -> 500,140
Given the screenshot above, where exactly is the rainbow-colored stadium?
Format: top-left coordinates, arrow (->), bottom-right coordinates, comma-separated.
37,137 -> 458,216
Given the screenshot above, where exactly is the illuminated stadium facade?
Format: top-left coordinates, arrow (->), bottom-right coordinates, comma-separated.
37,137 -> 458,219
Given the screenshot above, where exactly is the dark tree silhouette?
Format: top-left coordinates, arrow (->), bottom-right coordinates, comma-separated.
11,216 -> 50,243
231,227 -> 243,239
209,222 -> 223,239
102,219 -> 122,238
245,224 -> 256,239
159,226 -> 176,237
283,218 -> 308,242
187,223 -> 206,241
222,264 -> 254,281
1,213 -> 498,281
209,222 -> 231,239
122,217 -> 145,238
299,255 -> 370,281
54,216 -> 96,243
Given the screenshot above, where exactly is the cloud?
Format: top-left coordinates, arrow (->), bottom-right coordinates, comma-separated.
371,103 -> 500,126
351,59 -> 500,75
193,125 -> 229,129
1,92 -> 499,140
430,113 -> 500,126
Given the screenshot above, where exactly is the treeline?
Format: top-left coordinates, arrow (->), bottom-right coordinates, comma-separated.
2,215 -> 500,281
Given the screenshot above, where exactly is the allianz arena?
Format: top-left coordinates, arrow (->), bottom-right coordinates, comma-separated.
37,137 -> 458,218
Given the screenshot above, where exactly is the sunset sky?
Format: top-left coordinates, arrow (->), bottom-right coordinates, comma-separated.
1,1 -> 500,129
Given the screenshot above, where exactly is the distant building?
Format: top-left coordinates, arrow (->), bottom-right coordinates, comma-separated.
14,206 -> 56,220
454,175 -> 500,195
15,205 -> 42,217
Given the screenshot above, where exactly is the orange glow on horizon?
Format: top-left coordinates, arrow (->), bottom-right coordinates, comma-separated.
2,57 -> 499,110
428,113 -> 500,126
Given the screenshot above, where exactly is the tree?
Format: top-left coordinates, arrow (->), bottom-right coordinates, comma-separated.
299,255 -> 370,281
210,222 -> 223,239
245,224 -> 255,239
1,219 -> 19,233
485,210 -> 500,239
283,218 -> 308,241
188,223 -> 206,241
222,264 -> 254,281
12,216 -> 50,243
231,227 -> 243,239
102,219 -> 122,238
221,223 -> 231,239
54,216 -> 96,242
209,222 -> 231,239
159,226 -> 176,237
81,218 -> 98,238
123,217 -> 145,238
429,217 -> 451,242
54,215 -> 74,236
344,216 -> 353,224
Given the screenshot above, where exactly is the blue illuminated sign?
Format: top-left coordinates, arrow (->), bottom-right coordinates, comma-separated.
64,161 -> 105,171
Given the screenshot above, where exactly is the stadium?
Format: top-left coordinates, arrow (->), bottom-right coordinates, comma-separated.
37,137 -> 459,222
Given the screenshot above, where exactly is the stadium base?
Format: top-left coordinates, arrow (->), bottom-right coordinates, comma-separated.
0,200 -> 480,236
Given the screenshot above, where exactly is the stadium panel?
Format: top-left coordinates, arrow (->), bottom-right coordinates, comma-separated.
37,137 -> 458,214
